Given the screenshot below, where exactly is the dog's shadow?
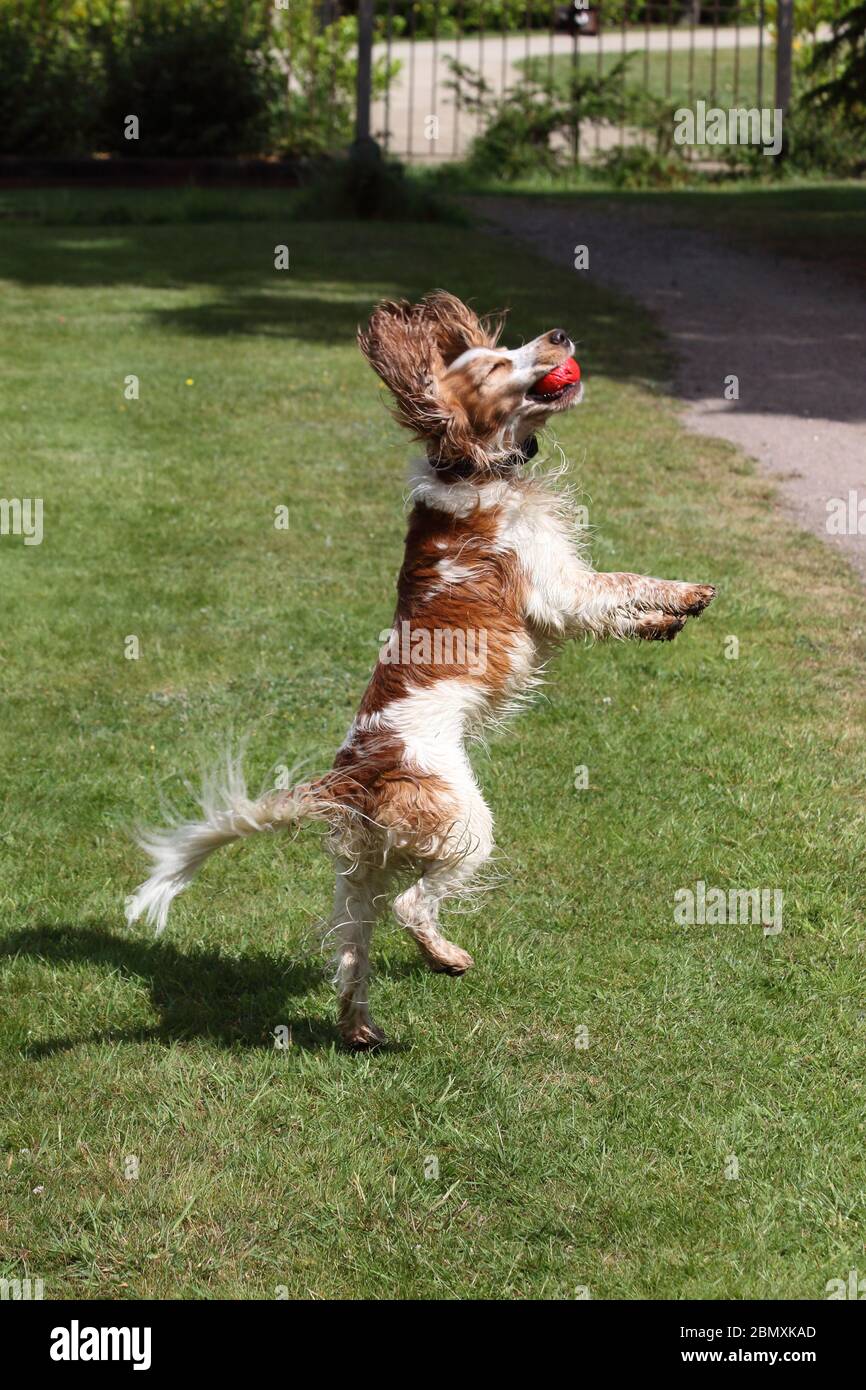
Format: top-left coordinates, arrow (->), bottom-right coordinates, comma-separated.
3,921 -> 408,1056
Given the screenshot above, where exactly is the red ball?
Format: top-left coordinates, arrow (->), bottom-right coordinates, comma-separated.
534,357 -> 581,395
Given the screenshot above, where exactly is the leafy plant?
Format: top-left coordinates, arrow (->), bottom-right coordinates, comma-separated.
805,1 -> 866,122
271,7 -> 398,159
593,142 -> 692,187
724,99 -> 866,177
96,0 -> 280,157
446,58 -> 633,179
445,62 -> 566,177
0,0 -> 392,162
293,151 -> 464,220
0,1 -> 101,156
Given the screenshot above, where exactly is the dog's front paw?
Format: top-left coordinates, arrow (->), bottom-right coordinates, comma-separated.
675,582 -> 716,616
633,610 -> 687,641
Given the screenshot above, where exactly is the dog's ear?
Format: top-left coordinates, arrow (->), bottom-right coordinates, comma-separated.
418,290 -> 504,361
357,298 -> 439,434
357,292 -> 505,465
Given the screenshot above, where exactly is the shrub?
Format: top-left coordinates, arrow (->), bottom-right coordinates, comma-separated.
96,0 -> 280,157
461,84 -> 567,180
293,152 -> 464,221
449,59 -> 631,180
0,0 -> 381,162
0,2 -> 101,156
724,100 -> 866,178
783,101 -> 866,176
804,2 -> 866,124
720,19 -> 866,180
384,0 -> 773,39
593,143 -> 691,188
271,7 -> 397,159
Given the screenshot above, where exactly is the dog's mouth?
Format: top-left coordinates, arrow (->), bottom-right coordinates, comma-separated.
526,378 -> 583,410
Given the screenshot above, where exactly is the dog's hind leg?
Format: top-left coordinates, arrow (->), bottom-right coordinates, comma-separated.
331,860 -> 387,1049
394,870 -> 477,976
394,800 -> 493,976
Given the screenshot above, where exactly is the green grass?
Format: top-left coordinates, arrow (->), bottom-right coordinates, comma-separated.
2,187 -> 865,1300
0,184 -> 306,227
523,42 -> 765,109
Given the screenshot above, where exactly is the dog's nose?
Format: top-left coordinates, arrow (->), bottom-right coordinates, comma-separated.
548,329 -> 569,347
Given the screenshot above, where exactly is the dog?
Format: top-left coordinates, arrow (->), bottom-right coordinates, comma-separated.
126,290 -> 715,1047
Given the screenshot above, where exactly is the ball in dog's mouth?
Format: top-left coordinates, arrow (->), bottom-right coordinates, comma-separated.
528,357 -> 581,405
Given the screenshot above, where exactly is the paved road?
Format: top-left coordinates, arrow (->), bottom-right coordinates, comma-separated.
473,195 -> 866,583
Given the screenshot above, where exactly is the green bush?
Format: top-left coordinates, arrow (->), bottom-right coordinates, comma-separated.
460,82 -> 567,179
272,9 -> 397,159
381,0 -> 530,40
383,0 -> 763,39
724,99 -> 866,178
96,0 -> 280,157
0,2 -> 101,156
293,151 -> 464,220
805,2 -> 866,124
719,20 -> 866,180
737,0 -> 839,33
0,0 -> 386,161
784,101 -> 866,175
593,143 -> 691,188
450,59 -> 631,180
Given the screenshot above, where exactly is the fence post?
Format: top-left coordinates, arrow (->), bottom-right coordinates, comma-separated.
774,0 -> 794,115
354,0 -> 381,157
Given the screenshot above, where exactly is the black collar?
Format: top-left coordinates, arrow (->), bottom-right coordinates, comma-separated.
429,434 -> 538,482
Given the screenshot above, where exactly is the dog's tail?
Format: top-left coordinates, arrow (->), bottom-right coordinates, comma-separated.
124,754 -> 334,934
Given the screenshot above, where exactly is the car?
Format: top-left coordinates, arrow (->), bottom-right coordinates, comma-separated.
554,3 -> 601,36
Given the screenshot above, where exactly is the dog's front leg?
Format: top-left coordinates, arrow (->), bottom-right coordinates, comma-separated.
572,571 -> 716,641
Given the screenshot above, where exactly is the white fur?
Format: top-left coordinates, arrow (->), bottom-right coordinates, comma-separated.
492,482 -> 591,633
443,339 -> 574,392
406,457 -> 517,518
372,679 -> 493,859
504,338 -> 575,389
435,557 -> 479,587
125,756 -> 309,934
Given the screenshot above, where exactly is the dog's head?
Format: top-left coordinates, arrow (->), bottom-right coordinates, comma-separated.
358,290 -> 582,478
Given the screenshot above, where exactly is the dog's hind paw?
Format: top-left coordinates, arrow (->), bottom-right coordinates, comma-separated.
424,941 -> 475,976
341,1019 -> 387,1050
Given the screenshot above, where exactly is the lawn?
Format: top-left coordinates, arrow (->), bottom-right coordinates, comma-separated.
523,41 -> 765,109
1,187 -> 865,1300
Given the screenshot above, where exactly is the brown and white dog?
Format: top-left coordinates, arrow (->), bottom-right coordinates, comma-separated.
126,291 -> 715,1047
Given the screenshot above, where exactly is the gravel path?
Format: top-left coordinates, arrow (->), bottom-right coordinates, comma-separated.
472,196 -> 866,583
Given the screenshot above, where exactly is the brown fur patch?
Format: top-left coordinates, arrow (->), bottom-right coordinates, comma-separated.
311,730 -> 463,860
357,498 -> 527,715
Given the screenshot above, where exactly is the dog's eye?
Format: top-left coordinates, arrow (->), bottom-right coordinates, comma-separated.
485,362 -> 509,379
